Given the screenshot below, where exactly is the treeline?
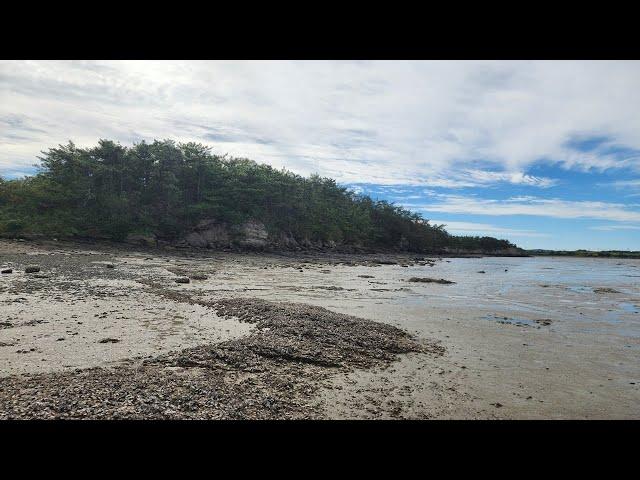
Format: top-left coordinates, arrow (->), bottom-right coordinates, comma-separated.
447,235 -> 520,252
0,139 -> 517,253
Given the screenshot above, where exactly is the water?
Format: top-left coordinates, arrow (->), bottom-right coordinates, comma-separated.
398,256 -> 640,340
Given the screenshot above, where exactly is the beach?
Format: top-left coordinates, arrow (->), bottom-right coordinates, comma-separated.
0,239 -> 638,419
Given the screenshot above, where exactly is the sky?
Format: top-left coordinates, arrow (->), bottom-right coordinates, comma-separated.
1,60 -> 639,250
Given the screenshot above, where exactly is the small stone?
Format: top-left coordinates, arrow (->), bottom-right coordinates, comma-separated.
105,263 -> 115,269
98,338 -> 120,344
25,265 -> 41,273
1,268 -> 12,274
174,277 -> 190,284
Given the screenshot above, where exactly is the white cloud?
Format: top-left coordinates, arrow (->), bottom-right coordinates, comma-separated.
428,219 -> 550,238
589,224 -> 640,231
414,195 -> 640,222
607,179 -> 640,188
1,60 -> 640,183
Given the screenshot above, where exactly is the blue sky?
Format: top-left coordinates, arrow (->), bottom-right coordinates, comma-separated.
1,60 -> 640,250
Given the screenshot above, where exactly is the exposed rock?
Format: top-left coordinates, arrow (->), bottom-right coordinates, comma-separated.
125,233 -> 157,247
105,263 -> 114,269
594,287 -> 620,294
174,277 -> 190,284
274,231 -> 299,249
183,231 -> 208,248
534,319 -> 553,326
234,220 -> 269,250
189,273 -> 208,280
407,277 -> 456,284
1,268 -> 12,274
25,265 -> 40,273
187,219 -> 231,248
98,338 -> 120,344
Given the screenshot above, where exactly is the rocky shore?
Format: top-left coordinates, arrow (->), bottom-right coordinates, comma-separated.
0,295 -> 442,419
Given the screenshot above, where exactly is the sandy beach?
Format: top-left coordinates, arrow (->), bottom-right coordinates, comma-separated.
0,239 -> 638,419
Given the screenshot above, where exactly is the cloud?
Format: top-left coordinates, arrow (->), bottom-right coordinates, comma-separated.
1,60 -> 640,183
589,224 -> 640,231
428,219 -> 550,238
413,195 -> 640,222
606,179 -> 640,188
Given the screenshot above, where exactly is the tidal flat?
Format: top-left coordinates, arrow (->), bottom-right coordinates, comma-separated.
0,239 -> 638,419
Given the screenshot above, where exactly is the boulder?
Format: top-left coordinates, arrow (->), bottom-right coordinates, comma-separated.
125,233 -> 157,247
25,265 -> 40,273
1,268 -> 12,274
174,277 -> 190,284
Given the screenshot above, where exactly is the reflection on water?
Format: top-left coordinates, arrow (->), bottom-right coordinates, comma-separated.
619,302 -> 640,314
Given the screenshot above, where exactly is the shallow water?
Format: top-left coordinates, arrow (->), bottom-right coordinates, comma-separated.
406,256 -> 640,341
305,256 -> 640,419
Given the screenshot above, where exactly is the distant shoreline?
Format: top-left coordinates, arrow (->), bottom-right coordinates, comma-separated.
527,249 -> 640,259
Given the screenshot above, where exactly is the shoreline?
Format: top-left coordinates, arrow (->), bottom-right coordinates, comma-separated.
0,236 -> 531,258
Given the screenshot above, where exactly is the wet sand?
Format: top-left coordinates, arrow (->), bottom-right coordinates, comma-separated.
0,239 -> 638,419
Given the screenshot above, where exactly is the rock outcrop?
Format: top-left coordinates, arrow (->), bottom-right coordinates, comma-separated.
233,220 -> 269,250
179,219 -> 271,250
183,219 -> 231,249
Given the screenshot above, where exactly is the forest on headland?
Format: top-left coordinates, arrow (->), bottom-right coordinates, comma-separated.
0,139 -> 520,254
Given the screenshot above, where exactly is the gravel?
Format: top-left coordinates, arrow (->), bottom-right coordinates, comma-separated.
0,286 -> 442,419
